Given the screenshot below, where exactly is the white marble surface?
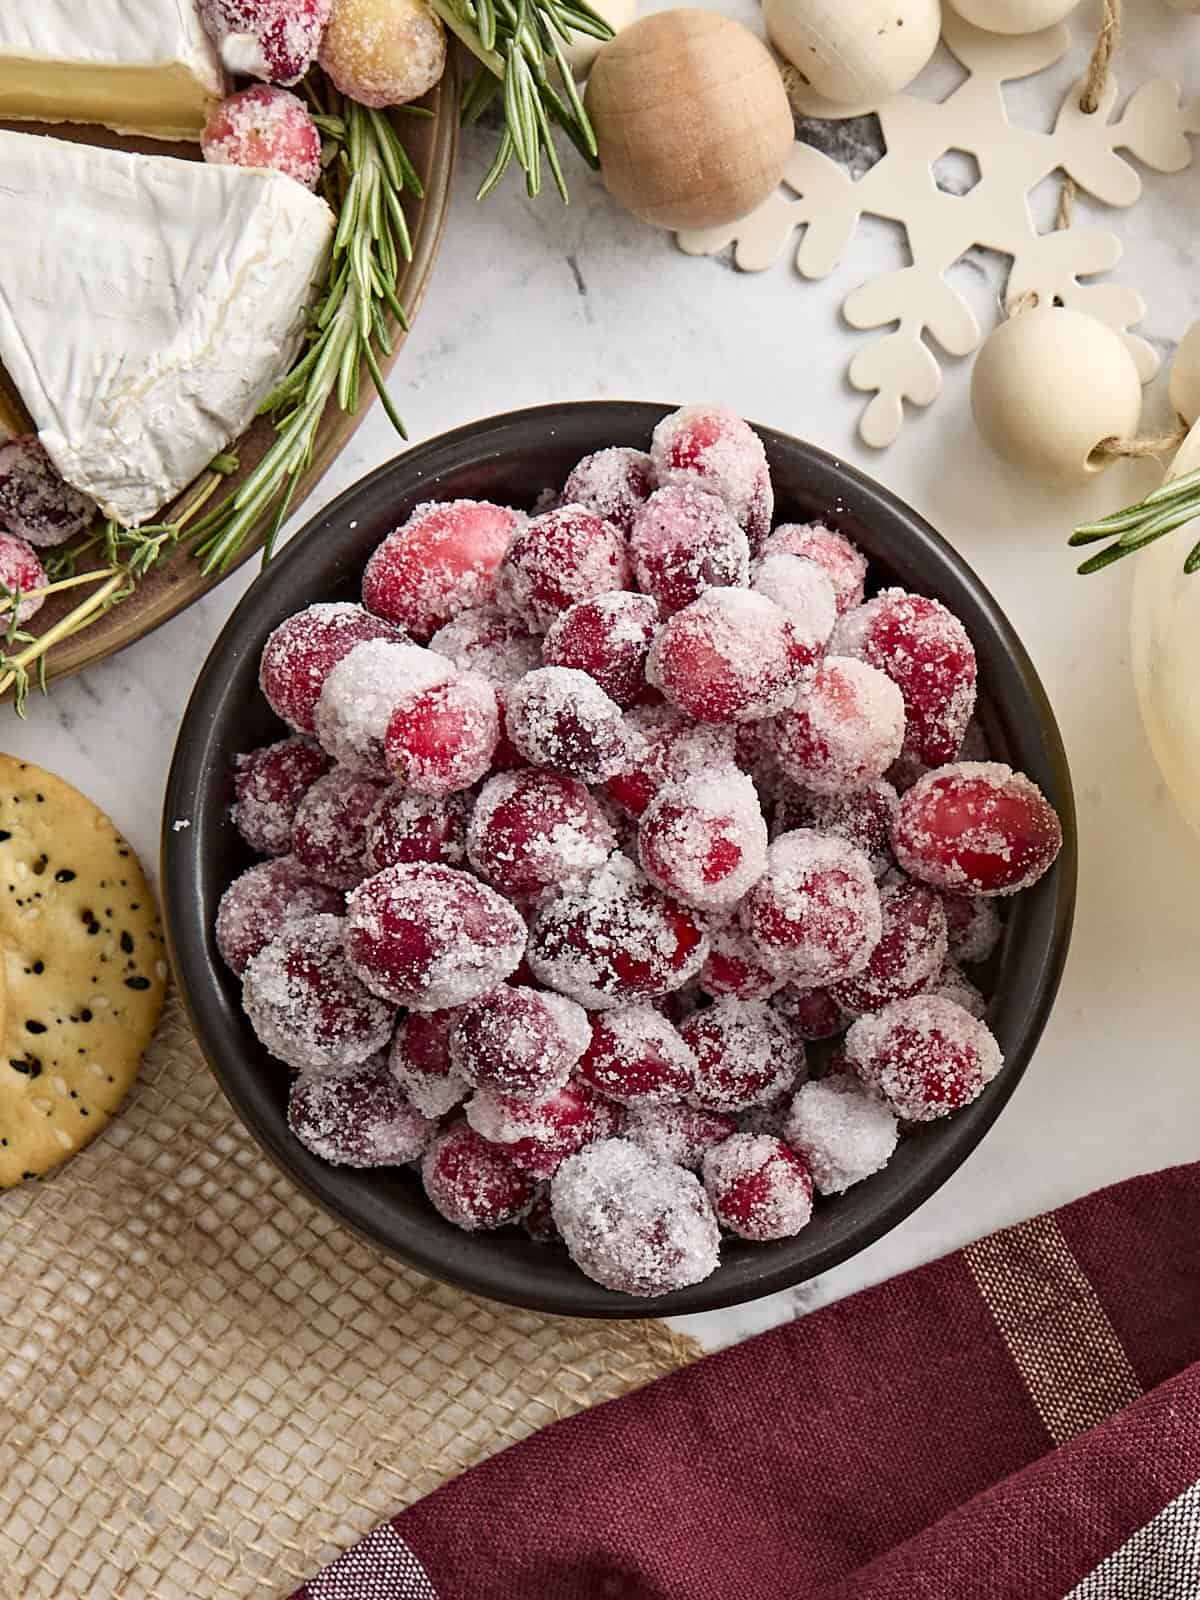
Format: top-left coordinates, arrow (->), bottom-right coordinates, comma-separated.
11,1 -> 1200,1350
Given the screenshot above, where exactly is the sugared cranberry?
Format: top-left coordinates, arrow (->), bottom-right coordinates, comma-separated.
699,919 -> 787,1001
751,552 -> 837,649
364,786 -> 468,872
389,1008 -> 468,1117
562,447 -> 654,534
259,602 -> 400,735
920,960 -> 986,1019
215,855 -> 343,975
430,605 -> 542,683
468,769 -> 614,897
605,707 -> 737,817
772,657 -> 905,796
505,666 -> 632,782
759,523 -> 866,616
682,1000 -> 805,1112
450,985 -> 590,1095
702,1133 -> 813,1241
422,1119 -> 538,1230
346,862 -> 526,1009
649,405 -> 773,547
578,1006 -> 696,1105
232,735 -> 331,856
0,533 -> 46,623
629,485 -> 749,616
783,1075 -> 898,1195
647,588 -> 818,723
362,500 -> 521,641
497,504 -> 630,631
542,591 -> 659,707
739,830 -> 883,984
831,877 -> 948,1015
201,85 -> 321,187
466,1079 -> 620,1177
200,0 -> 331,85
942,892 -> 1002,964
833,589 -> 977,767
637,768 -> 767,913
775,779 -> 899,879
384,672 -> 499,796
845,994 -> 1003,1121
0,436 -> 94,547
289,1062 -> 433,1167
623,1103 -> 738,1170
291,768 -> 385,888
892,761 -> 1063,897
770,982 -> 847,1041
314,639 -> 453,776
243,914 -> 394,1073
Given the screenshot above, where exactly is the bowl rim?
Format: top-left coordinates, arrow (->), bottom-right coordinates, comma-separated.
162,400 -> 1077,1319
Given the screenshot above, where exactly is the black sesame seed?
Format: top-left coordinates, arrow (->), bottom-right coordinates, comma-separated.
31,855 -> 47,876
55,869 -> 76,883
0,830 -> 10,842
31,961 -> 43,975
120,932 -> 134,954
9,1058 -> 41,1078
80,908 -> 93,924
79,1108 -> 89,1117
79,1009 -> 92,1022
24,1021 -> 46,1035
125,976 -> 151,991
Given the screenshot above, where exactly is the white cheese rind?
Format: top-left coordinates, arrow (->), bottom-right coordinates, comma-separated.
0,130 -> 335,527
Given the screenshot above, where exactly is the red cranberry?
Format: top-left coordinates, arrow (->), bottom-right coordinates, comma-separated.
497,504 -> 630,631
422,1119 -> 538,1230
562,447 -> 654,534
466,1079 -> 620,1177
775,779 -> 899,878
623,1103 -> 738,1169
0,534 -> 46,623
702,1133 -> 813,1240
605,707 -> 737,818
637,768 -> 767,913
783,1075 -> 898,1194
629,485 -> 750,616
215,856 -> 343,975
682,1000 -> 805,1112
739,830 -> 883,984
647,589 -> 818,723
844,994 -> 1003,1121
0,436 -> 94,547
362,500 -> 521,641
831,877 -> 948,1015
199,0 -> 331,85
759,523 -> 866,616
542,591 -> 660,707
505,666 -> 632,782
384,672 -> 499,796
770,982 -> 846,1042
389,1008 -> 467,1117
314,639 -> 453,776
751,551 -> 836,643
289,1062 -> 433,1167
364,786 -> 468,873
578,1005 -> 696,1105
772,657 -> 905,795
259,602 -> 400,735
942,891 -> 1002,964
201,84 -> 321,187
232,735 -> 331,856
699,919 -> 787,1002
430,605 -> 542,683
920,959 -> 986,1019
450,985 -> 590,1095
291,768 -> 386,889
468,769 -> 614,897
649,405 -> 773,547
892,761 -> 1063,897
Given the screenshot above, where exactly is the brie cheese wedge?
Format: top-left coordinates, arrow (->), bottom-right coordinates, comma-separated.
0,130 -> 335,527
0,1 -> 225,142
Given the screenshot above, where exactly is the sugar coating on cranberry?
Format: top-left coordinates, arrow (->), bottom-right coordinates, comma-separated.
201,85 -> 321,187
578,1005 -> 696,1105
845,994 -> 1003,1121
468,769 -> 614,897
384,672 -> 498,797
465,1079 -> 620,1177
0,533 -> 46,623
751,552 -> 837,649
243,913 -> 394,1073
637,768 -> 767,913
606,706 -> 737,817
702,1133 -> 813,1241
622,1102 -> 738,1170
260,602 -> 401,735
216,855 -> 343,975
921,960 -> 986,1019
629,484 -> 750,617
232,735 -> 331,856
389,1008 -> 468,1117
832,877 -> 948,1016
784,1075 -> 898,1195
505,666 -> 633,782
291,767 -> 385,888
314,639 -> 454,776
562,447 -> 654,535
364,785 -> 467,873
682,1000 -> 805,1112
362,501 -> 521,642
893,761 -> 1063,897
773,657 -> 905,797
760,523 -> 866,617
740,829 -> 883,985
650,405 -> 772,546
542,591 -> 659,708
778,779 -> 899,879
942,893 -> 1002,965
422,1119 -> 537,1230
449,985 -> 590,1095
497,504 -> 630,632
0,436 -> 94,547
430,605 -> 542,684
199,0 -> 332,86
551,1138 -> 720,1296
770,982 -> 846,1041
289,1062 -> 433,1167
527,856 -> 709,1009
346,862 -> 527,1009
833,589 -> 977,768
699,918 -> 787,1002
647,588 -> 817,724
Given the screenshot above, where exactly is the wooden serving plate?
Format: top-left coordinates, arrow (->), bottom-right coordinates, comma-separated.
0,62 -> 458,690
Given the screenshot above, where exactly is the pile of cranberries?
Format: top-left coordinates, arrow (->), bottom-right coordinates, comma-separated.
217,404 -> 1064,1298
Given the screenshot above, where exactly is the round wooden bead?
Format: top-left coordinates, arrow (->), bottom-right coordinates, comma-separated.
945,0 -> 1080,33
970,306 -> 1143,485
764,0 -> 940,112
563,0 -> 637,77
1168,321 -> 1200,427
585,9 -> 795,231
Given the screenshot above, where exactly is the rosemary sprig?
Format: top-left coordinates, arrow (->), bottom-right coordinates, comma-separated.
1070,464 -> 1200,575
429,0 -> 612,200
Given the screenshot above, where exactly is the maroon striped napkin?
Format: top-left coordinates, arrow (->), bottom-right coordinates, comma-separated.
294,1163 -> 1200,1600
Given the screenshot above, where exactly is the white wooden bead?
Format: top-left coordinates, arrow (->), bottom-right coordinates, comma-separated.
562,0 -> 637,78
763,0 -> 941,110
945,0 -> 1080,34
970,306 -> 1143,485
1168,321 -> 1200,427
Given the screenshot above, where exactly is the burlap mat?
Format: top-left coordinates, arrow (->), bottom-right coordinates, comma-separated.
0,996 -> 699,1600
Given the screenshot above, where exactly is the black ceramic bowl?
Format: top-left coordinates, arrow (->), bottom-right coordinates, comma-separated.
163,401 -> 1076,1319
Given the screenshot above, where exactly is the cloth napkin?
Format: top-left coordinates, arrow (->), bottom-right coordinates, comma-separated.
293,1162 -> 1200,1600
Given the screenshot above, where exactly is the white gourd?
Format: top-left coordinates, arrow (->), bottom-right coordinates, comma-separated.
763,0 -> 941,112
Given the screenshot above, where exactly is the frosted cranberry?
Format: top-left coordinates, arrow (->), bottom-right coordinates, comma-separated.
383,673 -> 498,797
760,523 -> 866,616
0,533 -> 46,623
242,914 -> 394,1073
201,85 -> 321,186
314,639 -> 454,776
578,1006 -> 696,1105
504,666 -> 632,782
346,862 -> 526,1009
845,994 -> 1003,1121
364,786 -> 467,872
770,982 -> 846,1041
0,436 -> 94,547
702,1133 -> 813,1241
739,830 -> 883,984
893,761 -> 1063,897
831,877 -> 948,1015
650,404 -> 773,546
783,1075 -> 898,1195
201,0 -> 332,87
289,1063 -> 433,1167
389,1008 -> 467,1117
232,735 -> 331,856
605,707 -> 737,818
551,1139 -> 720,1295
527,857 -> 708,1009
682,1000 -> 805,1112
291,768 -> 385,888
496,504 -> 630,631
942,892 -> 1002,964
647,589 -> 817,723
468,770 -> 614,897
562,447 -> 654,534
362,500 -> 521,641
260,602 -> 400,735
542,591 -> 659,707
215,855 -> 343,975
751,552 -> 837,647
629,485 -> 749,616
422,1119 -> 538,1230
776,779 -> 899,879
622,1102 -> 736,1170
773,657 -> 905,796
833,589 -> 976,767
699,919 -> 787,1001
638,769 -> 767,913
921,960 -> 986,1019
450,985 -> 590,1095
466,1079 -> 620,1177
430,605 -> 542,683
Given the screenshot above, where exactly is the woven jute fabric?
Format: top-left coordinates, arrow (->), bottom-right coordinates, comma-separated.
0,996 -> 698,1600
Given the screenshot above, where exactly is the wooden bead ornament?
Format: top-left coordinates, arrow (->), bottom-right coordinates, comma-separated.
971,305 -> 1143,484
562,0 -> 637,77
585,10 -> 794,231
764,0 -> 941,119
1168,322 -> 1200,427
944,0 -> 1081,34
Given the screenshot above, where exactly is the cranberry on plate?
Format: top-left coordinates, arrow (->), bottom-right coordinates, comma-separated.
892,761 -> 1063,897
